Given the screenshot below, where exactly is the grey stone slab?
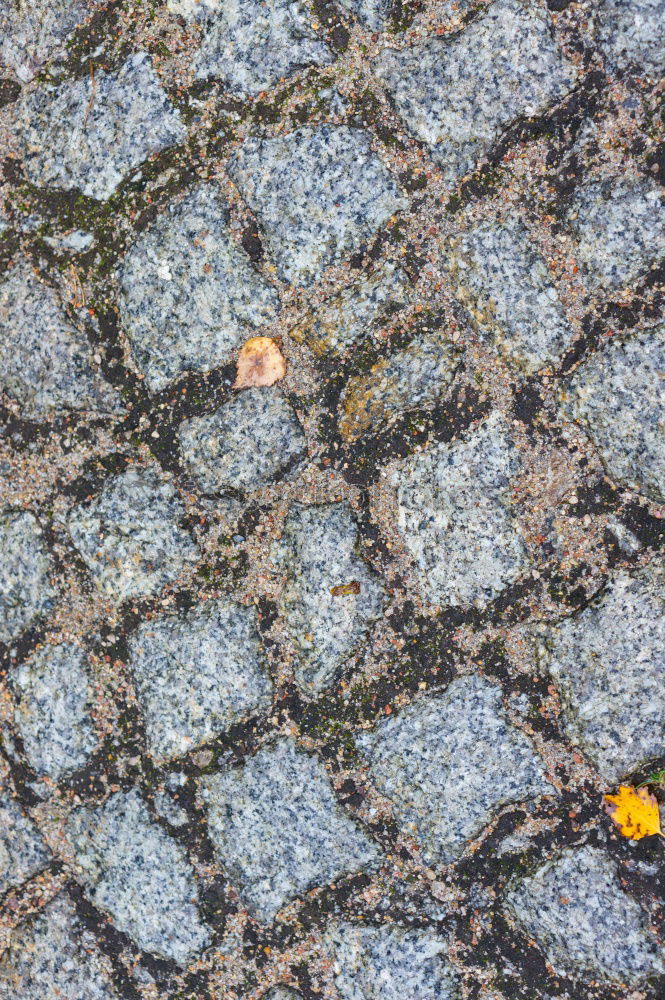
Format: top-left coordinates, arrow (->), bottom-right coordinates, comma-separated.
394,412 -> 530,607
594,0 -> 665,76
118,183 -> 280,392
66,788 -> 211,964
9,643 -> 97,781
0,510 -> 55,644
228,125 -> 407,285
179,388 -> 306,494
337,0 -> 390,31
567,175 -> 665,290
323,922 -> 459,1000
0,792 -> 49,895
507,845 -> 665,984
0,0 -> 91,84
0,894 -> 119,1000
374,0 -> 577,185
451,218 -> 571,373
202,737 -> 379,922
0,262 -> 121,419
68,464 -> 199,603
539,561 -> 664,782
128,598 -> 272,761
14,53 -> 186,200
273,502 -> 386,694
358,675 -> 551,863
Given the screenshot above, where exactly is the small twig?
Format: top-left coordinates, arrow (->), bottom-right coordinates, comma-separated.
82,61 -> 96,130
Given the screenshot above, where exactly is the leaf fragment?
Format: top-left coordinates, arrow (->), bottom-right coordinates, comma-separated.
330,581 -> 361,597
233,336 -> 286,389
603,784 -> 662,840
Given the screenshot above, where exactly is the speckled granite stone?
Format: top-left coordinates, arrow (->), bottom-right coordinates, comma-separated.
323,923 -> 459,1000
0,0 -> 91,83
339,331 -> 461,441
358,675 -> 550,862
66,789 -> 211,964
562,328 -> 664,501
594,0 -> 665,77
179,389 -> 306,494
539,562 -> 664,782
128,598 -> 272,761
0,792 -> 48,895
0,894 -> 119,1000
507,845 -> 665,984
337,0 -> 390,30
9,643 -> 97,781
273,503 -> 385,693
451,218 -> 571,373
394,412 -> 529,607
0,263 -> 120,419
264,989 -> 302,1000
228,125 -> 407,285
169,0 -> 332,95
567,175 -> 665,289
202,738 -> 378,922
374,0 -> 576,185
68,464 -> 199,603
14,53 -> 186,200
0,510 -> 55,644
118,184 -> 279,392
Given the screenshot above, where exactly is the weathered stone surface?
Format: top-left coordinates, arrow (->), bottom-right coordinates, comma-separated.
0,510 -> 55,644
0,792 -> 49,895
594,0 -> 665,77
264,989 -> 302,1000
179,388 -> 306,494
128,598 -> 272,761
202,738 -> 379,922
66,789 -> 211,964
273,503 -> 386,693
323,923 -> 459,1000
9,643 -> 97,781
118,184 -> 279,392
0,894 -> 119,1000
0,263 -> 120,419
451,218 -> 571,373
358,675 -> 550,862
562,328 -> 665,501
14,53 -> 186,200
228,125 -> 407,285
507,845 -> 665,984
394,412 -> 529,607
337,0 -> 390,31
68,464 -> 199,603
375,0 -> 576,184
0,0 -> 91,83
539,561 -> 664,782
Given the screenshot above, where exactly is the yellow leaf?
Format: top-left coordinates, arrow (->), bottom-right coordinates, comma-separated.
233,336 -> 286,389
603,784 -> 662,840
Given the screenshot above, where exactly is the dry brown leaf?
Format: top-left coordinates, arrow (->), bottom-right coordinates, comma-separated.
233,336 -> 286,389
330,581 -> 361,597
603,784 -> 662,840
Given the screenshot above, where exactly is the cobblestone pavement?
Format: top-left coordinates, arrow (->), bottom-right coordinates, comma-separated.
0,2 -> 663,999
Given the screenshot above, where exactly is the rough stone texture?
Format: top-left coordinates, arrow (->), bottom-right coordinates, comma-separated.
451,218 -> 571,373
264,989 -> 302,1000
337,0 -> 390,31
567,175 -> 665,289
374,0 -> 577,184
273,503 -> 386,693
394,413 -> 529,607
323,923 -> 459,1000
68,464 -> 199,603
14,53 -> 186,200
228,125 -> 407,285
507,845 -> 665,984
562,328 -> 665,501
179,389 -> 306,494
0,510 -> 55,644
358,675 -> 550,862
0,0 -> 91,84
0,894 -> 119,1000
118,184 -> 280,392
0,792 -> 49,895
202,738 -> 379,922
539,561 -> 664,782
66,789 -> 211,964
127,598 -> 272,761
0,262 -> 120,419
9,643 -> 97,781
594,0 -> 665,77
